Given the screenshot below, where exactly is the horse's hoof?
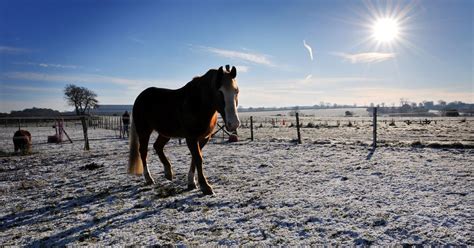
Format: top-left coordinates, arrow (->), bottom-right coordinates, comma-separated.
145,179 -> 155,185
164,172 -> 174,181
200,185 -> 214,195
187,183 -> 197,190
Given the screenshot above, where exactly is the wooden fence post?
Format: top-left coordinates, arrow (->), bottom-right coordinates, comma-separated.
119,118 -> 123,138
250,116 -> 254,141
373,107 -> 377,149
296,112 -> 302,144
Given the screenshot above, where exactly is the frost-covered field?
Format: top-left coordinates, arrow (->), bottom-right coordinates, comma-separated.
0,122 -> 473,246
237,115 -> 474,147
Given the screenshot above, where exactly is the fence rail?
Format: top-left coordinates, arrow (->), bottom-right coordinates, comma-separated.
0,116 -> 126,131
1,113 -> 472,154
236,113 -> 473,147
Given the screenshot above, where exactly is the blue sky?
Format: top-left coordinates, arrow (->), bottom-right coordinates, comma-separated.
0,0 -> 472,112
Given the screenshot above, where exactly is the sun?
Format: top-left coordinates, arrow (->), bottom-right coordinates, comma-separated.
372,18 -> 400,43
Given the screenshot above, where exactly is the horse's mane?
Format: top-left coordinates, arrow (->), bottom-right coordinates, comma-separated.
188,69 -> 217,89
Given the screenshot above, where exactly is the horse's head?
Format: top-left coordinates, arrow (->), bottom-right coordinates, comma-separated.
214,65 -> 240,131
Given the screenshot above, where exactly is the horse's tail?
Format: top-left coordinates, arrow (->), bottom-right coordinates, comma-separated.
128,120 -> 143,175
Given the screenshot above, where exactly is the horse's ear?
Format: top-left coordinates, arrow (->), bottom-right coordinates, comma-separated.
215,66 -> 224,89
230,66 -> 237,79
225,64 -> 230,72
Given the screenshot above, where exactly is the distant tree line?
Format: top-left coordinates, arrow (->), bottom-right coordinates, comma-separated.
2,99 -> 472,117
368,100 -> 473,111
0,107 -> 61,117
237,100 -> 473,113
238,103 -> 359,113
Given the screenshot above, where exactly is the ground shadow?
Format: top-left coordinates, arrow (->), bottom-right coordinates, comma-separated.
366,147 -> 376,160
26,185 -> 203,246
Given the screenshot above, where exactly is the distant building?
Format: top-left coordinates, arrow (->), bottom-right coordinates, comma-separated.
90,105 -> 133,116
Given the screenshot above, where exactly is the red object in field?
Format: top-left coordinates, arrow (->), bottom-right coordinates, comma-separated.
228,134 -> 238,143
47,119 -> 73,143
47,135 -> 60,143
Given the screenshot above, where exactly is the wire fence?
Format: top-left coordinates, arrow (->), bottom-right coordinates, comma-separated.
1,112 -> 473,154
236,114 -> 473,147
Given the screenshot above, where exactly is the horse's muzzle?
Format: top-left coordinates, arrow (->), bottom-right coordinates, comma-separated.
226,120 -> 240,132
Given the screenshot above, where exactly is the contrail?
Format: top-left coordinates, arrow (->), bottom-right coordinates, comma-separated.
303,40 -> 313,61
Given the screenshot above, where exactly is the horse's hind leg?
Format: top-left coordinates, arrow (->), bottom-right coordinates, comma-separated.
138,130 -> 154,185
188,137 -> 210,190
154,135 -> 173,181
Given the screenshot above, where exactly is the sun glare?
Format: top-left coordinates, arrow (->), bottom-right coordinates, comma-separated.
372,18 -> 400,43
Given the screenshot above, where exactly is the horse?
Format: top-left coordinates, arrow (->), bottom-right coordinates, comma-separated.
13,129 -> 32,154
128,65 -> 240,195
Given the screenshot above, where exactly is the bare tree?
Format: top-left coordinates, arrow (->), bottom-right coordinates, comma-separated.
64,84 -> 98,150
400,98 -> 409,106
438,100 -> 447,107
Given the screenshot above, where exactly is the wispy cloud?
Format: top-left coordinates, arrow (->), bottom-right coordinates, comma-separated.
14,62 -> 80,69
237,75 -> 381,107
335,52 -> 396,64
129,36 -> 145,45
303,40 -> 313,61
345,87 -> 474,104
0,45 -> 28,54
1,84 -> 63,93
2,71 -> 184,109
259,76 -> 380,86
198,46 -> 275,67
0,98 -> 69,112
4,72 -> 178,90
239,84 -> 473,108
235,65 -> 249,73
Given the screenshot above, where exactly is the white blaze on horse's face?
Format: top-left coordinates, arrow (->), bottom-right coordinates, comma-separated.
219,78 -> 240,131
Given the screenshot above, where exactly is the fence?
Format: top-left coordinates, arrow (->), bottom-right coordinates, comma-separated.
1,111 -> 473,154
235,110 -> 473,148
0,116 -> 128,153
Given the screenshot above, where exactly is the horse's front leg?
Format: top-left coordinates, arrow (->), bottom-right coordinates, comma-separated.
186,137 -> 213,195
187,137 -> 210,190
188,161 -> 196,190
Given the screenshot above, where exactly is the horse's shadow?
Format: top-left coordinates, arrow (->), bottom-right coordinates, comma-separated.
2,178 -> 201,247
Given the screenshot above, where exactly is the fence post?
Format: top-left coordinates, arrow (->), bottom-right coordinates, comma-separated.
296,112 -> 302,144
373,107 -> 377,149
250,116 -> 254,141
119,119 -> 123,138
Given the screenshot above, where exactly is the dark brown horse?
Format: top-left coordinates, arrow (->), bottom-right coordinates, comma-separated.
13,129 -> 32,154
128,65 -> 240,195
